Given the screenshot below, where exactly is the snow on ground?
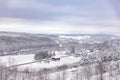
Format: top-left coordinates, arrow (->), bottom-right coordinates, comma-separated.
59,36 -> 91,40
49,66 -> 120,80
0,54 -> 35,66
0,54 -> 81,71
1,54 -> 120,80
18,56 -> 81,71
49,68 -> 76,80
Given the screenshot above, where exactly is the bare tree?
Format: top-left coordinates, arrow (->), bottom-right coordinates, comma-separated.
97,61 -> 104,80
81,65 -> 92,80
61,71 -> 66,80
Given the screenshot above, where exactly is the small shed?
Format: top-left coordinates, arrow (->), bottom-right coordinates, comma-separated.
51,55 -> 60,61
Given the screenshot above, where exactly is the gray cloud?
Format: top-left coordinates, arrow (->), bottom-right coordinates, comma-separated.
0,0 -> 120,34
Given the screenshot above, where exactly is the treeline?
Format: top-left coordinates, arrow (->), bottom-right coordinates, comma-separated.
0,36 -> 57,55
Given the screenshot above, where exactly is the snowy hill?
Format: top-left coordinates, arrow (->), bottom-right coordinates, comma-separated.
0,31 -> 119,56
0,31 -> 57,55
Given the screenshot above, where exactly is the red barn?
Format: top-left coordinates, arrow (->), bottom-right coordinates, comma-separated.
52,58 -> 60,61
51,55 -> 61,61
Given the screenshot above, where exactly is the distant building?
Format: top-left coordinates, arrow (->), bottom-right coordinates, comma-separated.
51,55 -> 61,61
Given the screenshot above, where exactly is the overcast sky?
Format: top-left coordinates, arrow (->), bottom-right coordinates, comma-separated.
0,0 -> 120,34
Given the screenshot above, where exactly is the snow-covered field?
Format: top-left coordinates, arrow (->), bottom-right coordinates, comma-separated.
1,54 -> 120,80
59,36 -> 91,40
0,54 -> 81,71
0,54 -> 35,65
